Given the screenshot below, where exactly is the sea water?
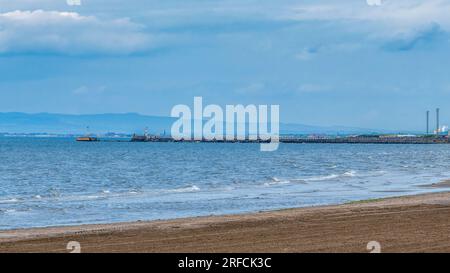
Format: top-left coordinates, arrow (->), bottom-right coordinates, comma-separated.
0,137 -> 449,229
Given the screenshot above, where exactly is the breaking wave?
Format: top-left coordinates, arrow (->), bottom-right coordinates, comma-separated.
264,177 -> 291,186
264,170 -> 361,186
167,185 -> 201,193
0,198 -> 19,204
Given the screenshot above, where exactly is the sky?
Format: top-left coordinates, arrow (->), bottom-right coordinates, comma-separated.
0,0 -> 450,131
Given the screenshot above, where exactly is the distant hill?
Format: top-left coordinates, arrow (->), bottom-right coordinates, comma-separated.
279,122 -> 386,135
0,112 -> 387,135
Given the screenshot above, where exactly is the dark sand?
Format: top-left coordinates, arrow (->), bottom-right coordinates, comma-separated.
2,192 -> 450,253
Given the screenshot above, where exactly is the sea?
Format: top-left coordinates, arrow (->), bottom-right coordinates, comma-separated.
1,137 -> 449,229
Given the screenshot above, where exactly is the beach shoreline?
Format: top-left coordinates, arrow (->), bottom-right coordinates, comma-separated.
2,191 -> 450,253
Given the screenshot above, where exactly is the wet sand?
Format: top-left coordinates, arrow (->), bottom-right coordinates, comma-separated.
419,179 -> 450,188
2,192 -> 450,253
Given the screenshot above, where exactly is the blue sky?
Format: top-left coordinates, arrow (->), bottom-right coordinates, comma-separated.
1,0 -> 450,130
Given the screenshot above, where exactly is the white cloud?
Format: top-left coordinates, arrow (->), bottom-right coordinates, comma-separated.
366,0 -> 382,7
297,84 -> 330,93
66,0 -> 81,6
295,43 -> 361,61
284,0 -> 450,37
295,48 -> 316,61
1,1 -> 448,56
235,83 -> 266,94
0,10 -> 153,55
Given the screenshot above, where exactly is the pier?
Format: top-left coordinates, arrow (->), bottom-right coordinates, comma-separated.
88,135 -> 450,144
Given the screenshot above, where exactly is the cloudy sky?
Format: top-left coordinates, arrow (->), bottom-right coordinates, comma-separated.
1,0 -> 450,130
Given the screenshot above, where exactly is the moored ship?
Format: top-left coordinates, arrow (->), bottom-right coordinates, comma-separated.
76,136 -> 98,142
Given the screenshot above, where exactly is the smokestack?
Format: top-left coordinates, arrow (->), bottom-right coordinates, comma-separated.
426,110 -> 429,135
436,108 -> 440,135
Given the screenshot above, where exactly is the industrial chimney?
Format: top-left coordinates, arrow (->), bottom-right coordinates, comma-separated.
426,110 -> 429,135
436,108 -> 440,135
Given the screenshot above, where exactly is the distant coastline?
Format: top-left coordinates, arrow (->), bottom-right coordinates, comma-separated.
0,112 -> 397,135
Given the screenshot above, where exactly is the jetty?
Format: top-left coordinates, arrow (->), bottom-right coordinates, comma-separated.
86,134 -> 450,144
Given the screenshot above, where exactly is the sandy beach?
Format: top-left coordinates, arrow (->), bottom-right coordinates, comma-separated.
1,191 -> 450,253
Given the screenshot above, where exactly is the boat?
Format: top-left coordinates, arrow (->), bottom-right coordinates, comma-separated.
131,127 -> 152,142
76,126 -> 98,142
76,136 -> 98,142
131,134 -> 148,142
